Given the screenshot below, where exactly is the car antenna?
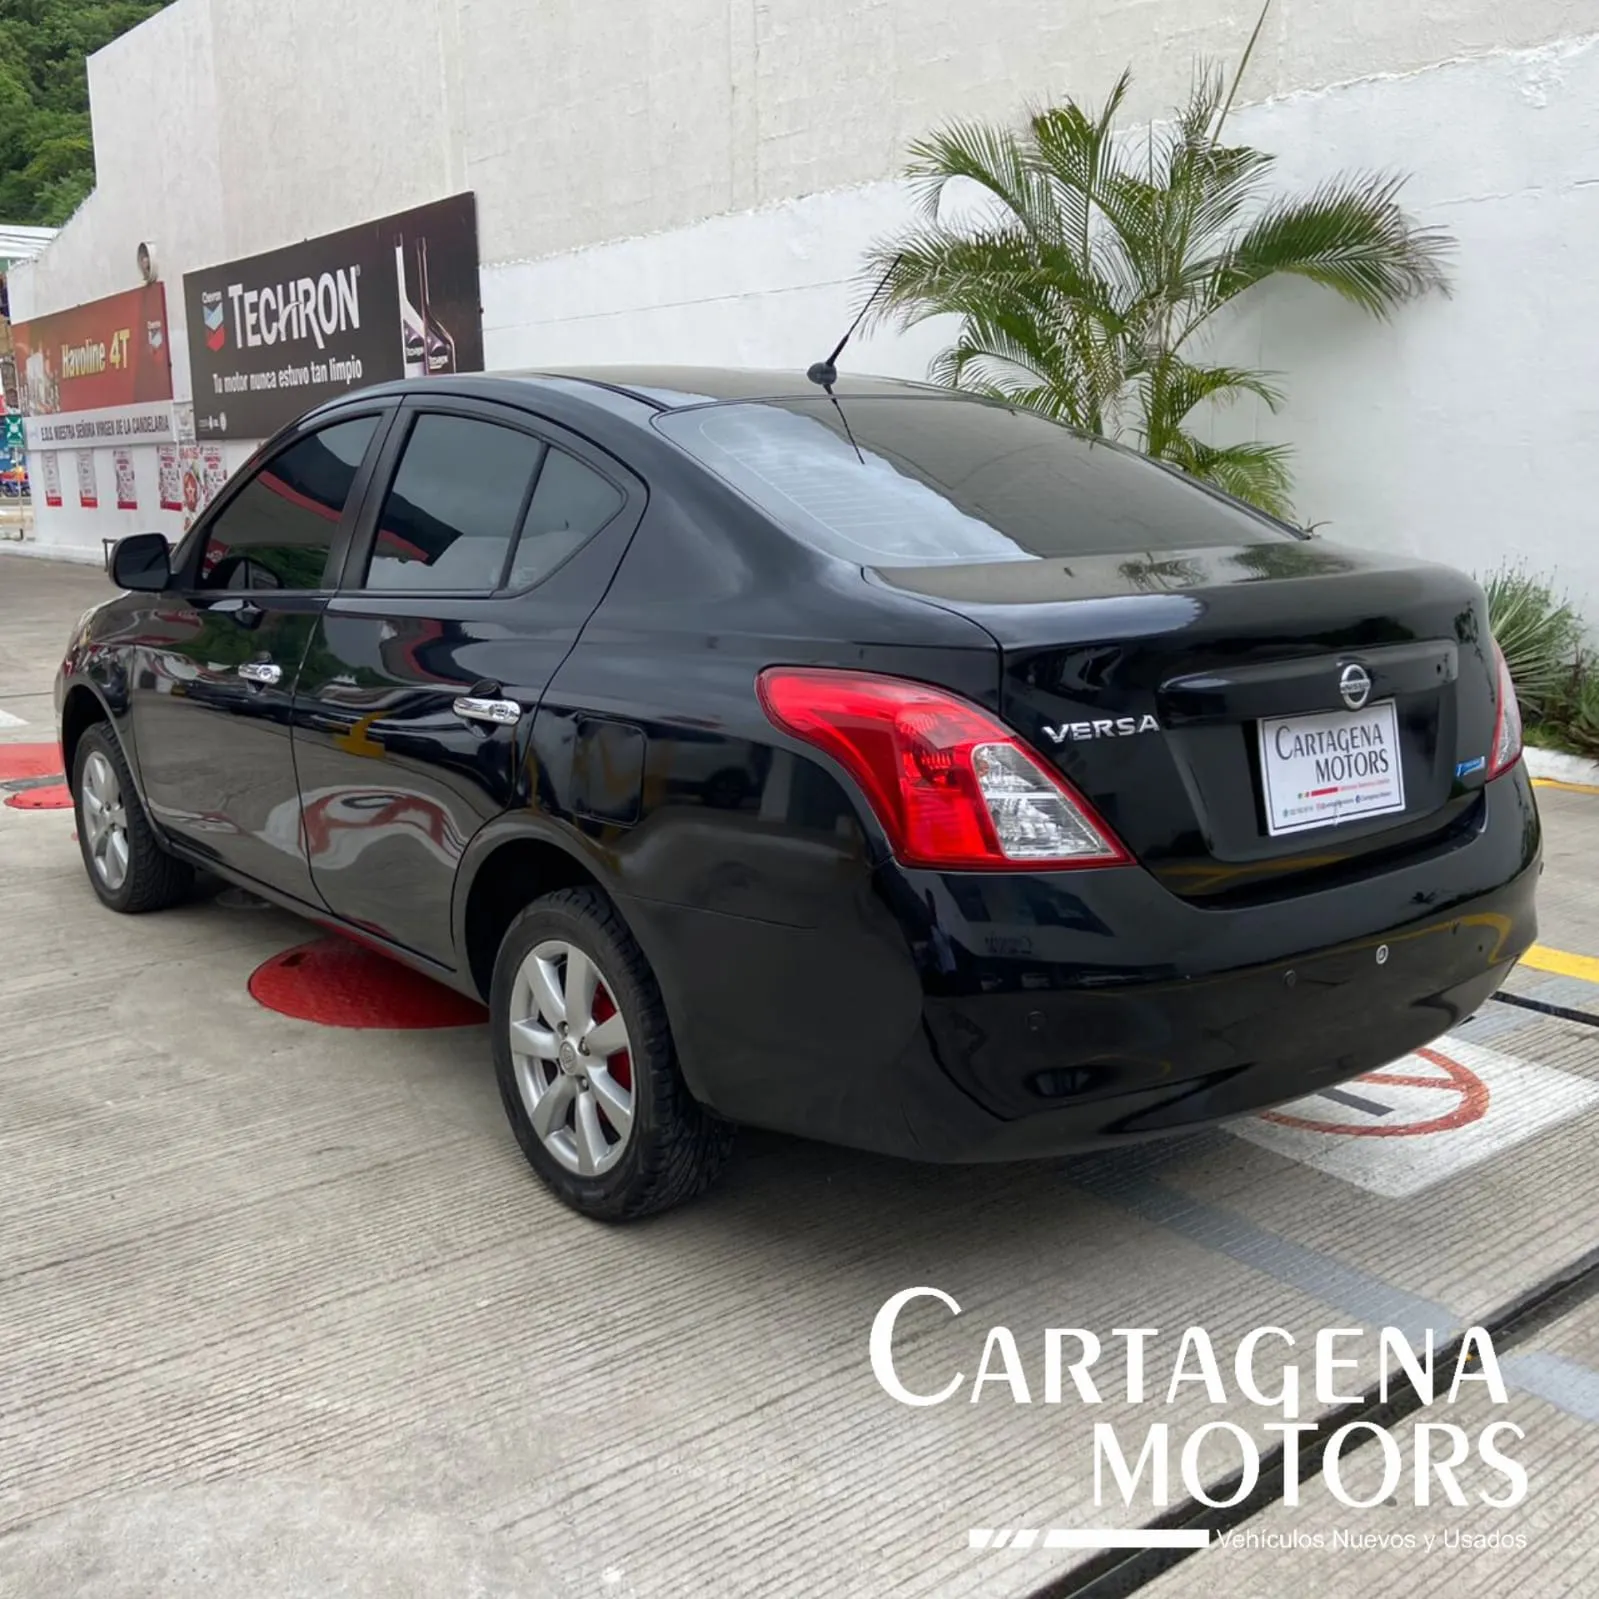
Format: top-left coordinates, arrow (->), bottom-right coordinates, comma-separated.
807,254 -> 902,393
806,255 -> 902,464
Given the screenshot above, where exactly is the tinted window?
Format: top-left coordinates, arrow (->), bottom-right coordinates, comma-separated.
505,448 -> 625,590
654,398 -> 1291,565
365,415 -> 545,591
198,416 -> 378,590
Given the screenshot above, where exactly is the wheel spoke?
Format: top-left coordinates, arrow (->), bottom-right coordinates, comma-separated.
107,831 -> 129,886
573,1089 -> 609,1175
527,954 -> 566,1028
509,1018 -> 560,1060
564,949 -> 597,1037
530,1073 -> 577,1141
588,1067 -> 633,1140
583,1013 -> 628,1059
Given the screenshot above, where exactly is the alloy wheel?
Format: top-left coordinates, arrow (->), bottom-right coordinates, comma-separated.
80,749 -> 130,892
507,938 -> 636,1176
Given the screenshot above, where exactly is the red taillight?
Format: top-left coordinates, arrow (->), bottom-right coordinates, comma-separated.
756,667 -> 1131,870
1487,641 -> 1523,780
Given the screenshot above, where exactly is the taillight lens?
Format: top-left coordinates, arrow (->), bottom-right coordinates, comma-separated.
756,667 -> 1130,870
1487,641 -> 1523,779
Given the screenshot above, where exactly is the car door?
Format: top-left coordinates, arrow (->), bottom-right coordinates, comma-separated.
127,409 -> 392,901
291,396 -> 643,965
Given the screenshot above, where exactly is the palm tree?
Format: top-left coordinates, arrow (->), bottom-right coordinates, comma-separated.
859,7 -> 1453,520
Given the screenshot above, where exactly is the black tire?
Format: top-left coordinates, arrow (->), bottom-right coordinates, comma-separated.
72,724 -> 194,914
491,886 -> 735,1221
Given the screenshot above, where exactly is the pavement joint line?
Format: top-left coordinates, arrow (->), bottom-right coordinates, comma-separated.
1022,1240 -> 1599,1599
1519,943 -> 1599,984
1490,990 -> 1599,1029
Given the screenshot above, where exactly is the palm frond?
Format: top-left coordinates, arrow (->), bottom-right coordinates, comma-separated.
1212,174 -> 1454,316
901,120 -> 1057,243
1140,357 -> 1285,457
1162,434 -> 1297,519
1023,70 -> 1135,259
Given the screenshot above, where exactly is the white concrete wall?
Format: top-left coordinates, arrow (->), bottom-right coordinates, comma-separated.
483,33 -> 1599,624
8,0 -> 1598,622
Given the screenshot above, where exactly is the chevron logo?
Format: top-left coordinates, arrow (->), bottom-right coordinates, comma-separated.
202,290 -> 226,351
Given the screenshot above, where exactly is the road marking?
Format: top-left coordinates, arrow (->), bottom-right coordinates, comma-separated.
1521,943 -> 1599,984
1261,1046 -> 1489,1139
1533,777 -> 1599,796
0,708 -> 26,728
1232,1035 -> 1599,1196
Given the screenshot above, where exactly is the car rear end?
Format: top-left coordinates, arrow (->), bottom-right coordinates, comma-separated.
650,388 -> 1540,1158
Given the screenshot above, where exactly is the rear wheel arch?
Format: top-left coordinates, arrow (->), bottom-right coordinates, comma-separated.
459,834 -> 607,1002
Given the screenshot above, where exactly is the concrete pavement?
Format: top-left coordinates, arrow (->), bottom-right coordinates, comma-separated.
2,552 -> 1597,1598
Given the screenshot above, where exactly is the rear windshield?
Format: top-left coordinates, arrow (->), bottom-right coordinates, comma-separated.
654,396 -> 1292,566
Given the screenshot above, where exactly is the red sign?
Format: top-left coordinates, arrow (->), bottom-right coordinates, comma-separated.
10,284 -> 174,417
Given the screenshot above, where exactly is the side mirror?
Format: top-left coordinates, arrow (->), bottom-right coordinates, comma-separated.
111,532 -> 172,592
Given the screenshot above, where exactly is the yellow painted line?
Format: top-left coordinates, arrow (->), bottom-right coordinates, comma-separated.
1532,777 -> 1599,796
1521,944 -> 1599,984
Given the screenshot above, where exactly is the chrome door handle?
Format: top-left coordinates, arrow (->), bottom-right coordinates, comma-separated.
452,695 -> 522,726
237,661 -> 282,685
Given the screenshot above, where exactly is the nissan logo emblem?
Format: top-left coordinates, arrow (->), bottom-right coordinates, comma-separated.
1339,663 -> 1373,711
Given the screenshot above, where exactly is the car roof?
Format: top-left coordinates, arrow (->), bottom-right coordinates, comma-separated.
300,365 -> 970,439
504,366 -> 950,410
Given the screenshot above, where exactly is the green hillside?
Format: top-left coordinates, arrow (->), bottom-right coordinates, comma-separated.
0,2 -> 171,226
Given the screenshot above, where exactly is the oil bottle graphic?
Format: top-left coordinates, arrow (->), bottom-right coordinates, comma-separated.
414,238 -> 457,375
395,233 -> 427,378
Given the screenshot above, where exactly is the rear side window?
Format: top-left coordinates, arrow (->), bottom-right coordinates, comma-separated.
197,415 -> 378,590
506,448 -> 625,591
365,414 -> 545,591
654,398 -> 1291,566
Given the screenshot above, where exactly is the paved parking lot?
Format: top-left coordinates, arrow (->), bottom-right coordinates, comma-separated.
3,553 -> 1597,1598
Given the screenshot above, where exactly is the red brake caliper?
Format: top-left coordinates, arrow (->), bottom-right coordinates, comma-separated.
590,985 -> 632,1105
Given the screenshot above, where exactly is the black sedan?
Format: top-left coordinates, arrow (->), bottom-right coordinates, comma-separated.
56,368 -> 1540,1219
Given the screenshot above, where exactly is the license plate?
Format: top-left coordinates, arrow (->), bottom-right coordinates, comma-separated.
1258,700 -> 1406,837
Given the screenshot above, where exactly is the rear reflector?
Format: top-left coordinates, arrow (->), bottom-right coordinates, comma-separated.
756,667 -> 1130,870
1487,640 -> 1524,780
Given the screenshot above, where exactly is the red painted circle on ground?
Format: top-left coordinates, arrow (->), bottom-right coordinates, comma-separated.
5,782 -> 72,810
249,937 -> 489,1030
1261,1046 -> 1489,1137
0,742 -> 65,782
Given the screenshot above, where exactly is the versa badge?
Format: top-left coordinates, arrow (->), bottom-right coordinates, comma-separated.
1042,714 -> 1161,745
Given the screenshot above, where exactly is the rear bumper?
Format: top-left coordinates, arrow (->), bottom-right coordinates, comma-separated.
618,765 -> 1541,1163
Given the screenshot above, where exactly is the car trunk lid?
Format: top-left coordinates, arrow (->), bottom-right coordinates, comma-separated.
869,539 -> 1498,901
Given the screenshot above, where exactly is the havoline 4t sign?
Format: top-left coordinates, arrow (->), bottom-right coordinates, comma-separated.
183,191 -> 484,441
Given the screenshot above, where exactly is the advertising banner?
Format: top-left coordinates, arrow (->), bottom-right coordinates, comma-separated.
114,447 -> 138,510
11,285 -> 174,451
40,451 -> 61,508
157,443 -> 182,511
182,191 -> 483,442
76,449 -> 98,509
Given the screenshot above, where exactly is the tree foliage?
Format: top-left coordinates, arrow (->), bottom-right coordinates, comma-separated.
861,19 -> 1453,520
0,1 -> 170,227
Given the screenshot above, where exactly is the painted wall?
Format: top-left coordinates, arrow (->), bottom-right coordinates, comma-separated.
7,0 -> 1598,622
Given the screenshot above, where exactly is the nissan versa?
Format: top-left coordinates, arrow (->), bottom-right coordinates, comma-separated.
55,368 -> 1540,1220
